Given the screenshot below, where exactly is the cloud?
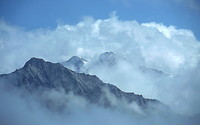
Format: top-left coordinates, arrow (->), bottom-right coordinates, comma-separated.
0,15 -> 199,74
0,13 -> 200,121
0,82 -> 199,125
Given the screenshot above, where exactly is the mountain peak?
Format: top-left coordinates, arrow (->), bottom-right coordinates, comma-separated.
29,57 -> 44,62
69,56 -> 82,61
24,57 -> 46,67
99,51 -> 117,66
61,56 -> 88,73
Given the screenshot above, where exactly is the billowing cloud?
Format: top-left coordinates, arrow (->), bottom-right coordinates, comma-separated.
0,14 -> 200,120
0,15 -> 199,74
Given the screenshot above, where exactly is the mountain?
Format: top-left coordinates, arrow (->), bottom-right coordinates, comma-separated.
139,66 -> 173,77
60,52 -> 122,73
61,56 -> 88,73
98,51 -> 129,67
0,57 -> 159,110
99,51 -> 118,66
60,52 -> 171,78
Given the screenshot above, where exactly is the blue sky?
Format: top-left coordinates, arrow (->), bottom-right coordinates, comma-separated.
0,0 -> 200,40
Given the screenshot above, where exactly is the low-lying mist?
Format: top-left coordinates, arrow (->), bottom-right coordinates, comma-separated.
0,82 -> 199,125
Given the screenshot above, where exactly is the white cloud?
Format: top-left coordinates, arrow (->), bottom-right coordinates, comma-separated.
0,82 -> 198,125
0,14 -> 200,117
142,22 -> 195,39
1,16 -> 199,74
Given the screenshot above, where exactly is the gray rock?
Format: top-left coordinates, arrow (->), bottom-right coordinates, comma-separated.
0,57 -> 159,108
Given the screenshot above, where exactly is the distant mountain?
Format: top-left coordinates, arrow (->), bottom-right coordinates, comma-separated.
60,52 -> 171,77
0,57 -> 159,110
139,66 -> 173,77
99,51 -> 119,66
61,56 -> 88,73
60,52 -> 122,72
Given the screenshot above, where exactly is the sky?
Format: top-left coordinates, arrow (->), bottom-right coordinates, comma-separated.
0,0 -> 199,40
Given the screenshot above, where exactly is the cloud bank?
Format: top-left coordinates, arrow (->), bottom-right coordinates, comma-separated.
0,14 -> 200,123
0,15 -> 199,74
0,82 -> 199,125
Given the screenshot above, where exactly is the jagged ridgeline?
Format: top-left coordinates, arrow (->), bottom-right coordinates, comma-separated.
0,57 -> 160,111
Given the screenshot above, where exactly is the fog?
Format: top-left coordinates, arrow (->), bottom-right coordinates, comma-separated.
0,82 -> 199,125
0,14 -> 200,124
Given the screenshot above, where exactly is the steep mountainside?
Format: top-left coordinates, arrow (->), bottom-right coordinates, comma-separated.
0,57 -> 158,108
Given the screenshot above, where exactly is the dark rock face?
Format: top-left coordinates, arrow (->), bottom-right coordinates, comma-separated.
0,57 -> 158,108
